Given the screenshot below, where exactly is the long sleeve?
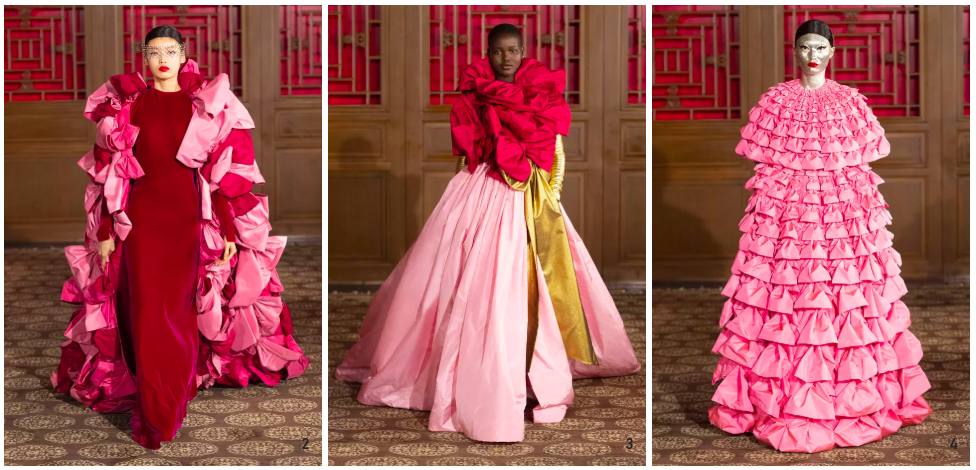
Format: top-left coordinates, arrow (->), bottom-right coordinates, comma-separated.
212,193 -> 236,243
95,202 -> 113,242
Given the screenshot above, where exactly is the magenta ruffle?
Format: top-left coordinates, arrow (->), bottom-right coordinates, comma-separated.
52,59 -> 309,416
710,79 -> 932,453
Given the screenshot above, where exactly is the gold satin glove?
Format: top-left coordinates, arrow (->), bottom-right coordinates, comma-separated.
455,155 -> 467,174
549,134 -> 566,201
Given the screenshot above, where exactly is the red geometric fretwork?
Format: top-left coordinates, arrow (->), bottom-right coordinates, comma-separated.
281,5 -> 322,96
3,6 -> 86,101
651,5 -> 742,120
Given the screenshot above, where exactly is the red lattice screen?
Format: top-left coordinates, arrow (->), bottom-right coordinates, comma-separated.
123,5 -> 243,96
651,5 -> 741,120
280,5 -> 322,96
3,6 -> 85,101
328,5 -> 381,106
628,5 -> 647,105
427,5 -> 582,107
964,6 -> 970,116
785,6 -> 921,117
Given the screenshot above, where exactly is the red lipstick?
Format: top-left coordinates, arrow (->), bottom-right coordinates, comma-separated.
807,62 -> 817,67
159,66 -> 170,72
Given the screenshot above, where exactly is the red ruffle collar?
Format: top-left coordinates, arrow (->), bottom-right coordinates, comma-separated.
450,58 -> 571,182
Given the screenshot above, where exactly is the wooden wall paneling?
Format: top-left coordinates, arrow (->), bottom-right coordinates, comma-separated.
4,6 -> 118,242
268,6 -> 323,236
602,6 -> 645,282
575,6 -> 605,275
881,6 -> 942,280
941,5 -> 970,279
328,5 -> 404,282
247,4 -> 268,214
651,5 -> 759,281
953,4 -> 969,279
407,5 -> 434,246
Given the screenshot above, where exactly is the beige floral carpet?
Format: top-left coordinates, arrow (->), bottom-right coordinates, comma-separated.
4,244 -> 323,466
328,289 -> 647,465
652,284 -> 969,466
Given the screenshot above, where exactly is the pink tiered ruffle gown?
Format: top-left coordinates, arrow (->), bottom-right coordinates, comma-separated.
709,79 -> 932,453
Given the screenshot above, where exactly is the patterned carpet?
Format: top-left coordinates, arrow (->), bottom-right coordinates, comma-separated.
3,244 -> 323,466
328,290 -> 647,466
651,285 -> 970,466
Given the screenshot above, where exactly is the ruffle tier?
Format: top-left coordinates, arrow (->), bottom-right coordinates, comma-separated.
734,80 -> 892,172
711,85 -> 932,452
52,61 -> 309,417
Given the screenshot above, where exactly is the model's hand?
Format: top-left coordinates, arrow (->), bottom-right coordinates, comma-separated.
98,239 -> 115,271
216,238 -> 237,266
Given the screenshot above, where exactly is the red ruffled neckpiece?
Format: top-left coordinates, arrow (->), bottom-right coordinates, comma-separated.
450,57 -> 571,182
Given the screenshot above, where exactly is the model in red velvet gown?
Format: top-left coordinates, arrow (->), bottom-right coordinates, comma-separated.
54,46 -> 309,450
114,86 -> 202,446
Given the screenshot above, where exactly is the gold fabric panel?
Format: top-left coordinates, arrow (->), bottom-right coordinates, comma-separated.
501,136 -> 598,370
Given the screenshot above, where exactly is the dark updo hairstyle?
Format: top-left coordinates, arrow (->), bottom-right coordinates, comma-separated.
144,25 -> 187,71
794,19 -> 833,47
487,23 -> 523,50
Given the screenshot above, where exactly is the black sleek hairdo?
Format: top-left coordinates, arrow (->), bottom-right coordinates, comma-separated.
145,25 -> 184,47
487,23 -> 523,49
794,19 -> 833,47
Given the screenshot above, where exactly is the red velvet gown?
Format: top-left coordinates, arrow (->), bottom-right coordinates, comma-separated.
96,85 -> 234,449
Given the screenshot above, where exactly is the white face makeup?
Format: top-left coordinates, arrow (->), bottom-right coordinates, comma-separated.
793,33 -> 835,77
142,37 -> 186,81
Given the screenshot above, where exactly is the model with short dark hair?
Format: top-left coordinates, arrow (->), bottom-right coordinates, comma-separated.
335,23 -> 641,442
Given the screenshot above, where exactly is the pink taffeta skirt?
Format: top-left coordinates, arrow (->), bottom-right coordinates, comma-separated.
335,162 -> 641,442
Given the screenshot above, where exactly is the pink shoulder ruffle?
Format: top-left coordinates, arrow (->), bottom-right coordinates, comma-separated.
176,72 -> 255,171
734,80 -> 891,172
175,68 -> 257,222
